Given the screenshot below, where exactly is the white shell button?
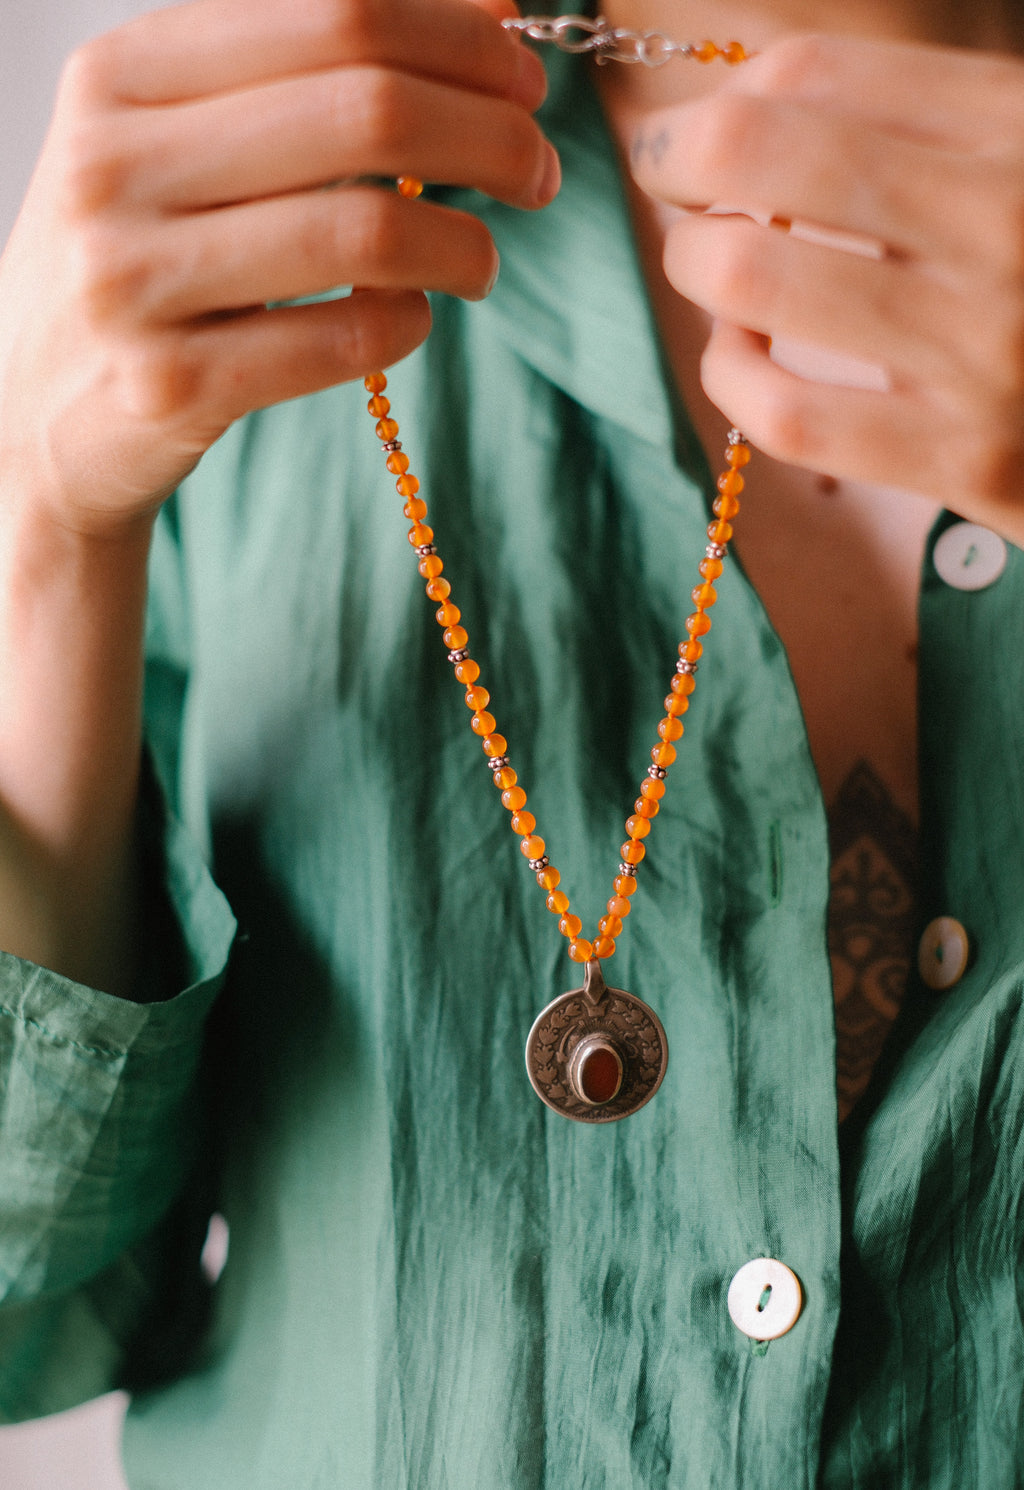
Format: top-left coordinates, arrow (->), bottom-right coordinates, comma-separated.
918,916 -> 970,991
933,522 -> 1007,592
727,1258 -> 803,1341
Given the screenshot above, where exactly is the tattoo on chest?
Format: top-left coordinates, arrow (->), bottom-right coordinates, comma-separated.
827,761 -> 919,1121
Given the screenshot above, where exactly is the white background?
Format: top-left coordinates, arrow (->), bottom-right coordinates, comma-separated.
2,8 -> 156,1486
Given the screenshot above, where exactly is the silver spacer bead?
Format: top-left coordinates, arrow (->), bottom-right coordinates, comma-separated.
381,440 -> 403,453
417,544 -> 438,558
487,754 -> 511,773
706,542 -> 727,560
647,765 -> 667,780
529,856 -> 550,873
676,659 -> 698,675
726,428 -> 747,447
448,648 -> 469,663
619,861 -> 638,878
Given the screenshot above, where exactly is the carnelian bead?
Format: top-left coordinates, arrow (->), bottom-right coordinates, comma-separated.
626,814 -> 651,839
699,557 -> 724,581
713,493 -> 740,520
695,38 -> 719,60
708,519 -> 733,544
471,711 -> 496,736
559,914 -> 583,939
651,743 -> 677,768
599,914 -> 624,938
386,451 -> 410,475
364,372 -> 387,393
635,797 -> 659,818
454,657 -> 480,684
408,523 -> 434,547
593,936 -> 617,959
607,895 -> 632,918
465,685 -> 489,709
426,577 -> 451,601
521,834 -> 546,859
397,176 -> 424,198
568,939 -> 594,964
664,693 -> 689,717
670,673 -> 696,697
483,734 -> 508,757
444,626 -> 469,650
686,613 -> 712,637
404,498 -> 428,521
680,639 -> 704,662
367,394 -> 390,417
691,583 -> 718,608
621,839 -> 646,864
492,764 -> 517,788
547,890 -> 570,914
537,865 -> 561,891
501,786 -> 527,811
717,469 -> 744,497
419,554 -> 444,578
614,874 -> 638,896
396,474 -> 421,498
436,602 -> 461,627
658,716 -> 684,742
376,418 -> 399,441
640,778 -> 665,801
723,39 -> 747,63
726,442 -> 751,467
511,810 -> 536,835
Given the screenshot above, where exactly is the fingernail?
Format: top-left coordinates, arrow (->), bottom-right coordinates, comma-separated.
536,142 -> 561,206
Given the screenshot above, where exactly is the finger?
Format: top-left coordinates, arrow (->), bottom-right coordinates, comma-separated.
662,213 -> 985,393
186,289 -> 434,426
125,68 -> 558,211
699,320 -> 1016,510
743,32 -> 1024,153
631,93 -> 994,268
73,0 -> 546,111
122,189 -> 501,319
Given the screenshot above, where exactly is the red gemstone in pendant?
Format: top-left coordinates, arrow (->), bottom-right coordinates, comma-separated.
568,1036 -> 624,1106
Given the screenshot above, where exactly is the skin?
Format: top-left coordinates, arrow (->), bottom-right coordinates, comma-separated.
1,0 -> 1023,997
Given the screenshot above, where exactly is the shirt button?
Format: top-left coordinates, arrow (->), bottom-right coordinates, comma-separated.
918,916 -> 970,991
727,1258 -> 803,1341
933,521 -> 1007,591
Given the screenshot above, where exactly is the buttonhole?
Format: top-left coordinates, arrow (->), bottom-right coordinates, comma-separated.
756,1284 -> 772,1314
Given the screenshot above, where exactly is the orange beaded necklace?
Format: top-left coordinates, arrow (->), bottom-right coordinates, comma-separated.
364,17 -> 752,1121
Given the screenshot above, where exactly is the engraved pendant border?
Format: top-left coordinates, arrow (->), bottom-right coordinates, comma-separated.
525,960 -> 669,1123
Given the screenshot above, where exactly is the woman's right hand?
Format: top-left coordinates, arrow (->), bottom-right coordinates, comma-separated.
0,0 -> 557,536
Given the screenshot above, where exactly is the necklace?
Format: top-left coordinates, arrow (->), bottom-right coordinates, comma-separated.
364,17 -> 751,1122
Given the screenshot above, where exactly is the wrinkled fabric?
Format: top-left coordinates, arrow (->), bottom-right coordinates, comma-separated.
1,46 -> 1024,1490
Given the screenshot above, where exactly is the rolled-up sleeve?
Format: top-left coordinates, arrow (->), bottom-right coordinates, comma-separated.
0,775 -> 235,1421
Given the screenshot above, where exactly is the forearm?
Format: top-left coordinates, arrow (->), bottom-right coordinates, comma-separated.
0,500 -> 152,996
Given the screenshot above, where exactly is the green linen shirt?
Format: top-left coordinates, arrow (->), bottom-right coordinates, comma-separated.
2,46 -> 1024,1490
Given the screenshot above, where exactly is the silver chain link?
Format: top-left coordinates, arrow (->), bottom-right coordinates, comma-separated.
502,14 -> 704,66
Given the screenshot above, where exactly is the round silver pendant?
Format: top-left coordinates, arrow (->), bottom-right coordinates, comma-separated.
525,959 -> 668,1123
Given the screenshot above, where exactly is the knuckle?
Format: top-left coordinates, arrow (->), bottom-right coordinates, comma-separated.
958,418 -> 1024,507
750,33 -> 838,96
496,113 -> 546,192
342,191 -> 403,276
70,223 -> 153,324
687,94 -> 765,182
119,336 -> 204,423
343,68 -> 410,157
299,0 -> 381,57
751,387 -> 824,467
59,123 -> 133,219
703,229 -> 770,320
56,36 -> 119,108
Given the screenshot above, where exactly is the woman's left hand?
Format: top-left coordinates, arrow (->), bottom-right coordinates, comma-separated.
629,32 -> 1024,542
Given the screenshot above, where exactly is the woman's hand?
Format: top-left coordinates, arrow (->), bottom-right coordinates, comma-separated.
0,0 -> 557,535
629,33 -> 1024,542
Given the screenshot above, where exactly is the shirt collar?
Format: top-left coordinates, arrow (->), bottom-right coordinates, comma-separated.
464,49 -> 679,451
